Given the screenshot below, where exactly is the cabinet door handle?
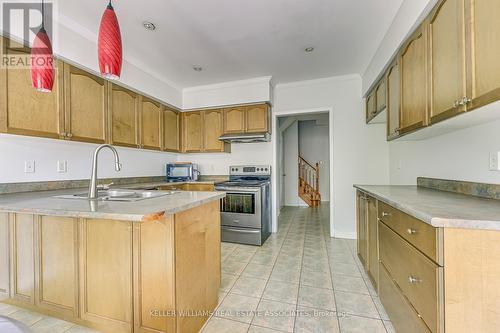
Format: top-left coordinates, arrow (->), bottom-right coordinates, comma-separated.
408,276 -> 421,284
60,132 -> 67,137
407,228 -> 417,235
382,212 -> 391,217
453,100 -> 459,108
461,97 -> 471,105
66,133 -> 73,138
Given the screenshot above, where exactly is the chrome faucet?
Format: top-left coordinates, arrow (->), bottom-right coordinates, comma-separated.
88,144 -> 122,200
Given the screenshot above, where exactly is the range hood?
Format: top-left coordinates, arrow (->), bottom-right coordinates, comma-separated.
219,132 -> 270,143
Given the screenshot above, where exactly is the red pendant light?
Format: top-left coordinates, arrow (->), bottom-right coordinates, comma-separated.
31,0 -> 54,92
98,0 -> 122,80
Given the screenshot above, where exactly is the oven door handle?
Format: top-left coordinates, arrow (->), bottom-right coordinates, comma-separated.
224,227 -> 261,234
215,187 -> 260,193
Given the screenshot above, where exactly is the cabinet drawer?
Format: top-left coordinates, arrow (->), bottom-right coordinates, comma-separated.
379,264 -> 431,333
379,222 -> 443,333
378,201 -> 441,264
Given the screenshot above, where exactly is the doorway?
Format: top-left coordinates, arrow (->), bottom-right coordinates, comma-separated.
273,108 -> 333,235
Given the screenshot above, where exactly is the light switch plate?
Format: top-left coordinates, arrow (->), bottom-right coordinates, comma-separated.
57,160 -> 68,173
489,152 -> 500,171
24,160 -> 35,173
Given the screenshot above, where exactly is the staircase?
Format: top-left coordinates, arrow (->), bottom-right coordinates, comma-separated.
298,156 -> 321,207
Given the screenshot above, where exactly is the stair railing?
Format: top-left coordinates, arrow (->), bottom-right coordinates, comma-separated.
298,156 -> 321,206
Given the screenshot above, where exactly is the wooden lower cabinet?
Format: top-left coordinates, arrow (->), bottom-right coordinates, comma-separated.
356,191 -> 368,266
80,219 -> 134,332
379,264 -> 431,333
0,213 -> 10,299
158,183 -> 214,192
357,190 -> 500,333
174,201 -> 220,333
379,222 -> 442,333
367,196 -> 378,289
3,201 -> 220,333
9,214 -> 35,304
37,216 -> 79,318
357,191 -> 379,289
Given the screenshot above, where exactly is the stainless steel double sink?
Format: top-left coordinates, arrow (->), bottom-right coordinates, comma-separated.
54,189 -> 177,202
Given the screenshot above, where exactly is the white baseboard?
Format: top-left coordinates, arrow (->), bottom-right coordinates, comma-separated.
331,231 -> 356,239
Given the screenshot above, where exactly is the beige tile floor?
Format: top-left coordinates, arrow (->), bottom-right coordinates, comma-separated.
0,204 -> 395,333
202,205 -> 395,333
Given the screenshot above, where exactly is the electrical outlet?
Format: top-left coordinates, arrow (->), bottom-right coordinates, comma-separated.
24,160 -> 35,173
57,160 -> 68,173
489,152 -> 500,171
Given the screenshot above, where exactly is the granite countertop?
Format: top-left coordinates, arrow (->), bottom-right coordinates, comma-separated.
0,185 -> 225,222
354,185 -> 500,231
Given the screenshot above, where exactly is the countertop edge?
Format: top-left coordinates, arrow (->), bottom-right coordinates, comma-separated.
354,185 -> 500,231
0,192 -> 226,223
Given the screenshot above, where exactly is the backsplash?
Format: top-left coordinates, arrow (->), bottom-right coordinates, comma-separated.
417,177 -> 500,201
0,175 -> 228,194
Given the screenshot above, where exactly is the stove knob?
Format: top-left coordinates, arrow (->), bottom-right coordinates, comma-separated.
265,168 -> 268,171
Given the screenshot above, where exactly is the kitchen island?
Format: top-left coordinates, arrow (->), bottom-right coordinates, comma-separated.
0,189 -> 225,333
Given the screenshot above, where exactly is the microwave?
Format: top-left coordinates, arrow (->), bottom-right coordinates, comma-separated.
166,163 -> 199,182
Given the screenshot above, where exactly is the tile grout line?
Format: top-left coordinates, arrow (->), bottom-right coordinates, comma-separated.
250,208 -> 298,333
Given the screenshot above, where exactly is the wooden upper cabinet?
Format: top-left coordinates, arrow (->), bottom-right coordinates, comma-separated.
429,0 -> 467,124
245,104 -> 269,133
0,39 -> 64,139
400,24 -> 429,134
109,84 -> 139,148
163,108 -> 180,152
468,0 -> 500,110
64,64 -> 108,143
386,60 -> 401,140
375,79 -> 386,113
140,97 -> 162,150
182,111 -> 203,152
223,107 -> 245,133
203,109 -> 229,152
366,91 -> 377,122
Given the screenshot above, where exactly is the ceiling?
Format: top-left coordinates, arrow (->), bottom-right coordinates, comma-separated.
58,0 -> 404,88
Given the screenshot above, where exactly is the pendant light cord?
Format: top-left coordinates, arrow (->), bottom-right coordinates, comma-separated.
41,0 -> 45,29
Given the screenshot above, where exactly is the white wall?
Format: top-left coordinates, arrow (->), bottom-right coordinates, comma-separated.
181,142 -> 272,176
274,75 -> 390,239
390,118 -> 500,185
362,0 -> 438,94
183,77 -> 272,109
298,120 -> 330,201
0,11 -> 184,184
0,134 -> 177,183
283,121 -> 301,206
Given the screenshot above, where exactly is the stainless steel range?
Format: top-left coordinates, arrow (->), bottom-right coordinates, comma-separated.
215,165 -> 271,246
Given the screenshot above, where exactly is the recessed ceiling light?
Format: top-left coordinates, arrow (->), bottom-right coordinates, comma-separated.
193,65 -> 203,72
305,47 -> 315,53
142,21 -> 156,31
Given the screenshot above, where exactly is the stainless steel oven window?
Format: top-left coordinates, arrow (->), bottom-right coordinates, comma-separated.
221,192 -> 256,214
